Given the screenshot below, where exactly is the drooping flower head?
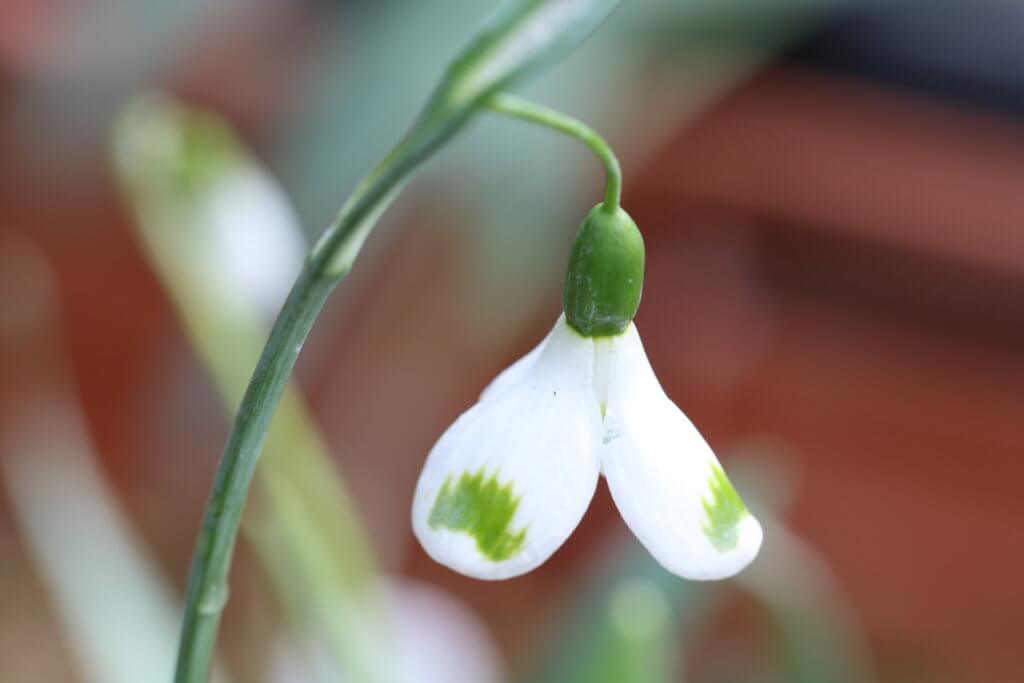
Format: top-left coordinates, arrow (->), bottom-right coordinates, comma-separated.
413,203 -> 762,580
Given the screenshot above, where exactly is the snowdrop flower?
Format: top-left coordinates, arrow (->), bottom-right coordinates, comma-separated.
413,204 -> 762,581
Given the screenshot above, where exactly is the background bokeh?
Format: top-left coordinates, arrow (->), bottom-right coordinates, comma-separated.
1,1 -> 1022,681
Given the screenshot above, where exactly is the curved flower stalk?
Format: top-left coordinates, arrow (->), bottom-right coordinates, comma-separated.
413,107 -> 762,581
115,96 -> 385,680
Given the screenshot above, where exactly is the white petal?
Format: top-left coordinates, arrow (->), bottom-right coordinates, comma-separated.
413,316 -> 601,579
478,331 -> 549,401
600,324 -> 762,580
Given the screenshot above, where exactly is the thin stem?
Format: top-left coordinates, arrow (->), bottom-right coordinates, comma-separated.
486,93 -> 622,212
174,126 -> 439,682
173,265 -> 334,683
129,157 -> 380,675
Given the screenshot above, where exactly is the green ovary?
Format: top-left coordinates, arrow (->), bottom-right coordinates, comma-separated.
428,469 -> 528,562
701,463 -> 749,552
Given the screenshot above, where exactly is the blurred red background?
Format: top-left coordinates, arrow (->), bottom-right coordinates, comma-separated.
2,2 -> 1023,682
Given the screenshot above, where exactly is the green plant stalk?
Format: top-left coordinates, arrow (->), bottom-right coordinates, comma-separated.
487,93 -> 622,211
174,265 -> 331,683
173,126 -> 433,682
172,100 -> 524,682
174,1 -> 622,678
123,142 -> 380,679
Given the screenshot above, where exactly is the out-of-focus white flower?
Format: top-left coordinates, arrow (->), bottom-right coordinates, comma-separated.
114,94 -> 307,321
202,164 -> 307,320
269,578 -> 504,683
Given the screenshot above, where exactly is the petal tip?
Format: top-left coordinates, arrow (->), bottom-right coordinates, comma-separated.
671,513 -> 764,582
412,520 -> 544,581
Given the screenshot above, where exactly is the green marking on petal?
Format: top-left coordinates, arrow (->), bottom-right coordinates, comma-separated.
428,469 -> 528,562
701,463 -> 748,552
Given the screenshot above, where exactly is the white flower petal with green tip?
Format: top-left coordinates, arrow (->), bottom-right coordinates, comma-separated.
412,316 -> 601,579
600,324 -> 762,580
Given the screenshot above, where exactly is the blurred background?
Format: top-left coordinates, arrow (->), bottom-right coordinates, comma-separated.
1,0 -> 1022,681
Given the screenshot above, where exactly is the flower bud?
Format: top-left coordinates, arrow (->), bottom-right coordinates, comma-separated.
563,204 -> 645,337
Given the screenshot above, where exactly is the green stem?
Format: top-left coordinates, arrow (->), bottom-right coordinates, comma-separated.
486,93 -> 622,212
173,265 -> 334,683
173,127 -> 438,682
